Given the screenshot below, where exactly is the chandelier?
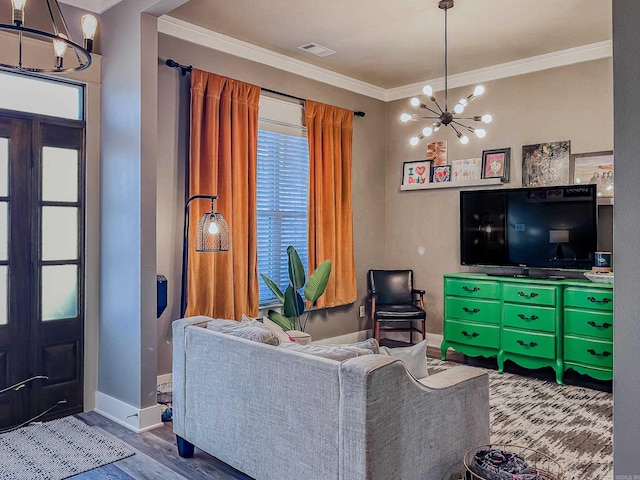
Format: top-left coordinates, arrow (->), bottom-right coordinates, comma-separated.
401,0 -> 492,145
0,0 -> 98,74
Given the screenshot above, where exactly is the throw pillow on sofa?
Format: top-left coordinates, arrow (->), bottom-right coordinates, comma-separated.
241,314 -> 294,344
207,318 -> 280,346
279,342 -> 374,361
379,339 -> 429,379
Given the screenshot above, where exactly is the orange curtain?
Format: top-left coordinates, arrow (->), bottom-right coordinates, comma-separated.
306,100 -> 357,308
186,69 -> 260,319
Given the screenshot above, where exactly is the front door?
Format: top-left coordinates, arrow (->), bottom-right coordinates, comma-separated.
0,112 -> 85,429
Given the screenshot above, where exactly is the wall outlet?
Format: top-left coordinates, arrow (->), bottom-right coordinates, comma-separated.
359,305 -> 365,318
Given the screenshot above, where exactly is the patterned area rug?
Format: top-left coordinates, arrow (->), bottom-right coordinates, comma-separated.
0,416 -> 135,480
427,358 -> 613,480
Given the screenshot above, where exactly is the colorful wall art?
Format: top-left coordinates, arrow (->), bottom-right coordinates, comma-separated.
401,160 -> 432,190
522,140 -> 571,187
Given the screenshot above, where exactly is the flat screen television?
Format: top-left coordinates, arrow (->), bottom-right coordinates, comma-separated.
460,185 -> 597,271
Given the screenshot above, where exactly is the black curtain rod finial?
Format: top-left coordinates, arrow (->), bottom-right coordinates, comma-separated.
354,111 -> 366,118
165,58 -> 192,76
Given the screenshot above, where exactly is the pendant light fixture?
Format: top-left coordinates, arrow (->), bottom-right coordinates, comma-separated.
0,0 -> 98,74
401,0 -> 492,145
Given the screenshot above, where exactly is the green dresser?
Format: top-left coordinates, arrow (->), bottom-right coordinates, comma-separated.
441,273 -> 613,384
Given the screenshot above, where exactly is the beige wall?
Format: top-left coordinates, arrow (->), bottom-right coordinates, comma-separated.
385,58 -> 613,335
156,34 -> 387,374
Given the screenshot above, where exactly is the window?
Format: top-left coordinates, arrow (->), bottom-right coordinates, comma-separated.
256,97 -> 309,305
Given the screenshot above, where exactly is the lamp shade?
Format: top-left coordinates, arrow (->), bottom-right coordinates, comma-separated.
195,211 -> 230,252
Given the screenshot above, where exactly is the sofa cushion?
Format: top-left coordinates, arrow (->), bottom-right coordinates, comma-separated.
207,318 -> 280,346
347,338 -> 380,354
279,342 -> 374,361
241,314 -> 293,344
379,339 -> 428,379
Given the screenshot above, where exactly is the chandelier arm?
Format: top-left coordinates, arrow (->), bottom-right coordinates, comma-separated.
449,123 -> 462,136
430,98 -> 445,115
451,120 -> 474,131
420,105 -> 442,116
444,6 -> 448,111
46,0 -> 60,37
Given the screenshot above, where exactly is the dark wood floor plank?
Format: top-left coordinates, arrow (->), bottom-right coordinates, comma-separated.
76,412 -> 253,480
71,463 -> 135,480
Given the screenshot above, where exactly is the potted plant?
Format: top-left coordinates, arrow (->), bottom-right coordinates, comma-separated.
260,246 -> 331,332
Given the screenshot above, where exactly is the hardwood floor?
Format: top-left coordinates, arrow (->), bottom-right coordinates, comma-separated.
71,412 -> 253,480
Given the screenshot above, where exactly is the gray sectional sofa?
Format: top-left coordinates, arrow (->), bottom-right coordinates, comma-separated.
172,316 -> 490,480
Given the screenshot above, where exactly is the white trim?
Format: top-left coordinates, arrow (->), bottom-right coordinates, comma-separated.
94,391 -> 163,433
157,16 -> 389,101
387,41 -> 613,101
59,0 -> 123,14
157,14 -> 612,103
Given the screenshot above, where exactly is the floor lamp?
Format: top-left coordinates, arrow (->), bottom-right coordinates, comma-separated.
180,195 -> 230,317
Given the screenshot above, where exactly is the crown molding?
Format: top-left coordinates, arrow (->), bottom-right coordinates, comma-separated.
59,0 -> 124,14
157,16 -> 389,101
386,40 -> 612,102
158,15 -> 611,103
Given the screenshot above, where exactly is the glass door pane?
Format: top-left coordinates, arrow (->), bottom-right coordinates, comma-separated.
42,207 -> 78,261
0,266 -> 6,326
42,265 -> 77,321
0,137 -> 7,197
42,147 -> 78,202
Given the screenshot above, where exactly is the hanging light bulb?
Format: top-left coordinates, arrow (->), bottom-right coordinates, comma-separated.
11,0 -> 27,26
410,136 -> 420,146
53,34 -> 68,70
475,128 -> 486,138
208,222 -> 220,234
453,104 -> 465,114
423,85 -> 433,97
422,126 -> 433,136
400,113 -> 412,123
410,97 -> 421,107
481,114 -> 493,123
474,85 -> 485,96
457,132 -> 469,144
81,14 -> 98,53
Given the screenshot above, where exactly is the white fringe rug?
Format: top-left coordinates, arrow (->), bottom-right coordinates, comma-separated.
428,358 -> 613,480
0,416 -> 134,480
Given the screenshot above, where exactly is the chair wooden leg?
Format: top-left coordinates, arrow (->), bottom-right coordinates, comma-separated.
374,320 -> 380,342
421,319 -> 426,341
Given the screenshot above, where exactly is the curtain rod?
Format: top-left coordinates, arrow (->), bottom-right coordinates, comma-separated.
165,59 -> 366,118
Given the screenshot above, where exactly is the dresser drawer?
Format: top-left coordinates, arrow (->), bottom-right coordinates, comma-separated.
564,287 -> 613,311
503,284 -> 556,306
445,297 -> 501,324
444,320 -> 500,349
564,308 -> 613,341
503,304 -> 556,333
445,278 -> 500,300
502,328 -> 555,360
564,335 -> 613,370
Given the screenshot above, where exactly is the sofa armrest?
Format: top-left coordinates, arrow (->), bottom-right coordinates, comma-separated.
172,316 -> 212,437
338,356 -> 489,480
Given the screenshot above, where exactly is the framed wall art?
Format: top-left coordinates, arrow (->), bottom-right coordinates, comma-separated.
451,158 -> 482,182
481,148 -> 511,182
570,150 -> 614,198
431,165 -> 451,183
522,140 -> 571,187
401,160 -> 432,190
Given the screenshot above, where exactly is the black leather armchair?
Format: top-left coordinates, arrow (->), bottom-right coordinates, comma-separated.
367,269 -> 426,345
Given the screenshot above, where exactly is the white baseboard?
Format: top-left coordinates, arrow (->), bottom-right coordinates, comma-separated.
94,391 -> 163,433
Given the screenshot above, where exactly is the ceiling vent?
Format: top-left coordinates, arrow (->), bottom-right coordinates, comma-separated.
297,42 -> 336,57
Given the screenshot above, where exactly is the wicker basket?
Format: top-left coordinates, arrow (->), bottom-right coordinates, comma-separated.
157,381 -> 172,405
463,444 -> 564,480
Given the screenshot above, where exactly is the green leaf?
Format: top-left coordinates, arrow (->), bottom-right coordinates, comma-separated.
260,273 -> 284,303
284,286 -> 305,319
304,260 -> 332,303
267,309 -> 294,331
286,245 -> 306,290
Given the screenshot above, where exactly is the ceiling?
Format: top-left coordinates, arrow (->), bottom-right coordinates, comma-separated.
166,0 -> 612,90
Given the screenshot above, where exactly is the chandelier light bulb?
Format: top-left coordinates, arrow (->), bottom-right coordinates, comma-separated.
422,127 -> 433,136
457,132 -> 469,144
459,98 -> 468,106
482,114 -> 493,123
475,128 -> 486,138
400,113 -> 412,123
422,85 -> 433,97
474,85 -> 485,96
410,97 -> 420,107
410,136 -> 420,146
453,104 -> 465,114
11,0 -> 27,25
82,14 -> 98,52
53,35 -> 68,57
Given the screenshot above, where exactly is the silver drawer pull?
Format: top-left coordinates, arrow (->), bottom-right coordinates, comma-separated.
517,291 -> 538,299
517,314 -> 539,321
462,286 -> 480,292
587,296 -> 612,304
587,349 -> 611,358
461,331 -> 479,338
462,307 -> 480,314
587,321 -> 612,329
516,340 -> 538,348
